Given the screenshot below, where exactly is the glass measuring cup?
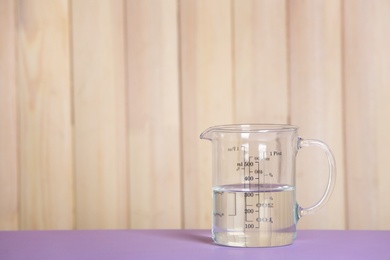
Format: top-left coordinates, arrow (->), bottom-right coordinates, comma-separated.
200,124 -> 336,247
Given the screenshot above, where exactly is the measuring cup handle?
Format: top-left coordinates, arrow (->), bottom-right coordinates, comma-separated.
297,138 -> 336,218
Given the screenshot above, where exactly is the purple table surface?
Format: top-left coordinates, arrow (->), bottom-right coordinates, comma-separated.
0,230 -> 389,260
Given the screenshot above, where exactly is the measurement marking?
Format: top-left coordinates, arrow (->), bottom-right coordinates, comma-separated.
264,156 -> 272,244
244,194 -> 248,221
242,145 -> 246,190
257,161 -> 261,229
248,156 -> 252,190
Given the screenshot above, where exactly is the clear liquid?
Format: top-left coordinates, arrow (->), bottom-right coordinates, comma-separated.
212,184 -> 297,247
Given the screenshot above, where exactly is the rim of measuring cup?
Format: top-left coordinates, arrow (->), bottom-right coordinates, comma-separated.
201,124 -> 298,135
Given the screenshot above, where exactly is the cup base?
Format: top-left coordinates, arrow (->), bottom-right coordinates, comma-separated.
212,231 -> 295,247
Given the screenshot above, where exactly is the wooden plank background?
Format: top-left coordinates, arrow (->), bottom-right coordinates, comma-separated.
72,0 -> 128,229
16,0 -> 74,229
0,0 -> 18,230
0,0 -> 389,230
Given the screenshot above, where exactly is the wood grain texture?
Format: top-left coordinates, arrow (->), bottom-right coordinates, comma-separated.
0,0 -> 18,230
180,0 -> 234,228
126,0 -> 182,228
72,0 -> 128,229
0,0 -> 389,231
289,0 -> 346,229
233,0 -> 289,123
16,0 -> 74,229
343,0 -> 390,229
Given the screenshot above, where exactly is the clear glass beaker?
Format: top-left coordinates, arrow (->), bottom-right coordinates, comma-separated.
200,124 -> 336,247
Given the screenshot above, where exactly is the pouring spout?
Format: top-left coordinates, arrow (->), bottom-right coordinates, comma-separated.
202,124 -> 260,140
200,126 -> 215,141
200,124 -> 242,140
